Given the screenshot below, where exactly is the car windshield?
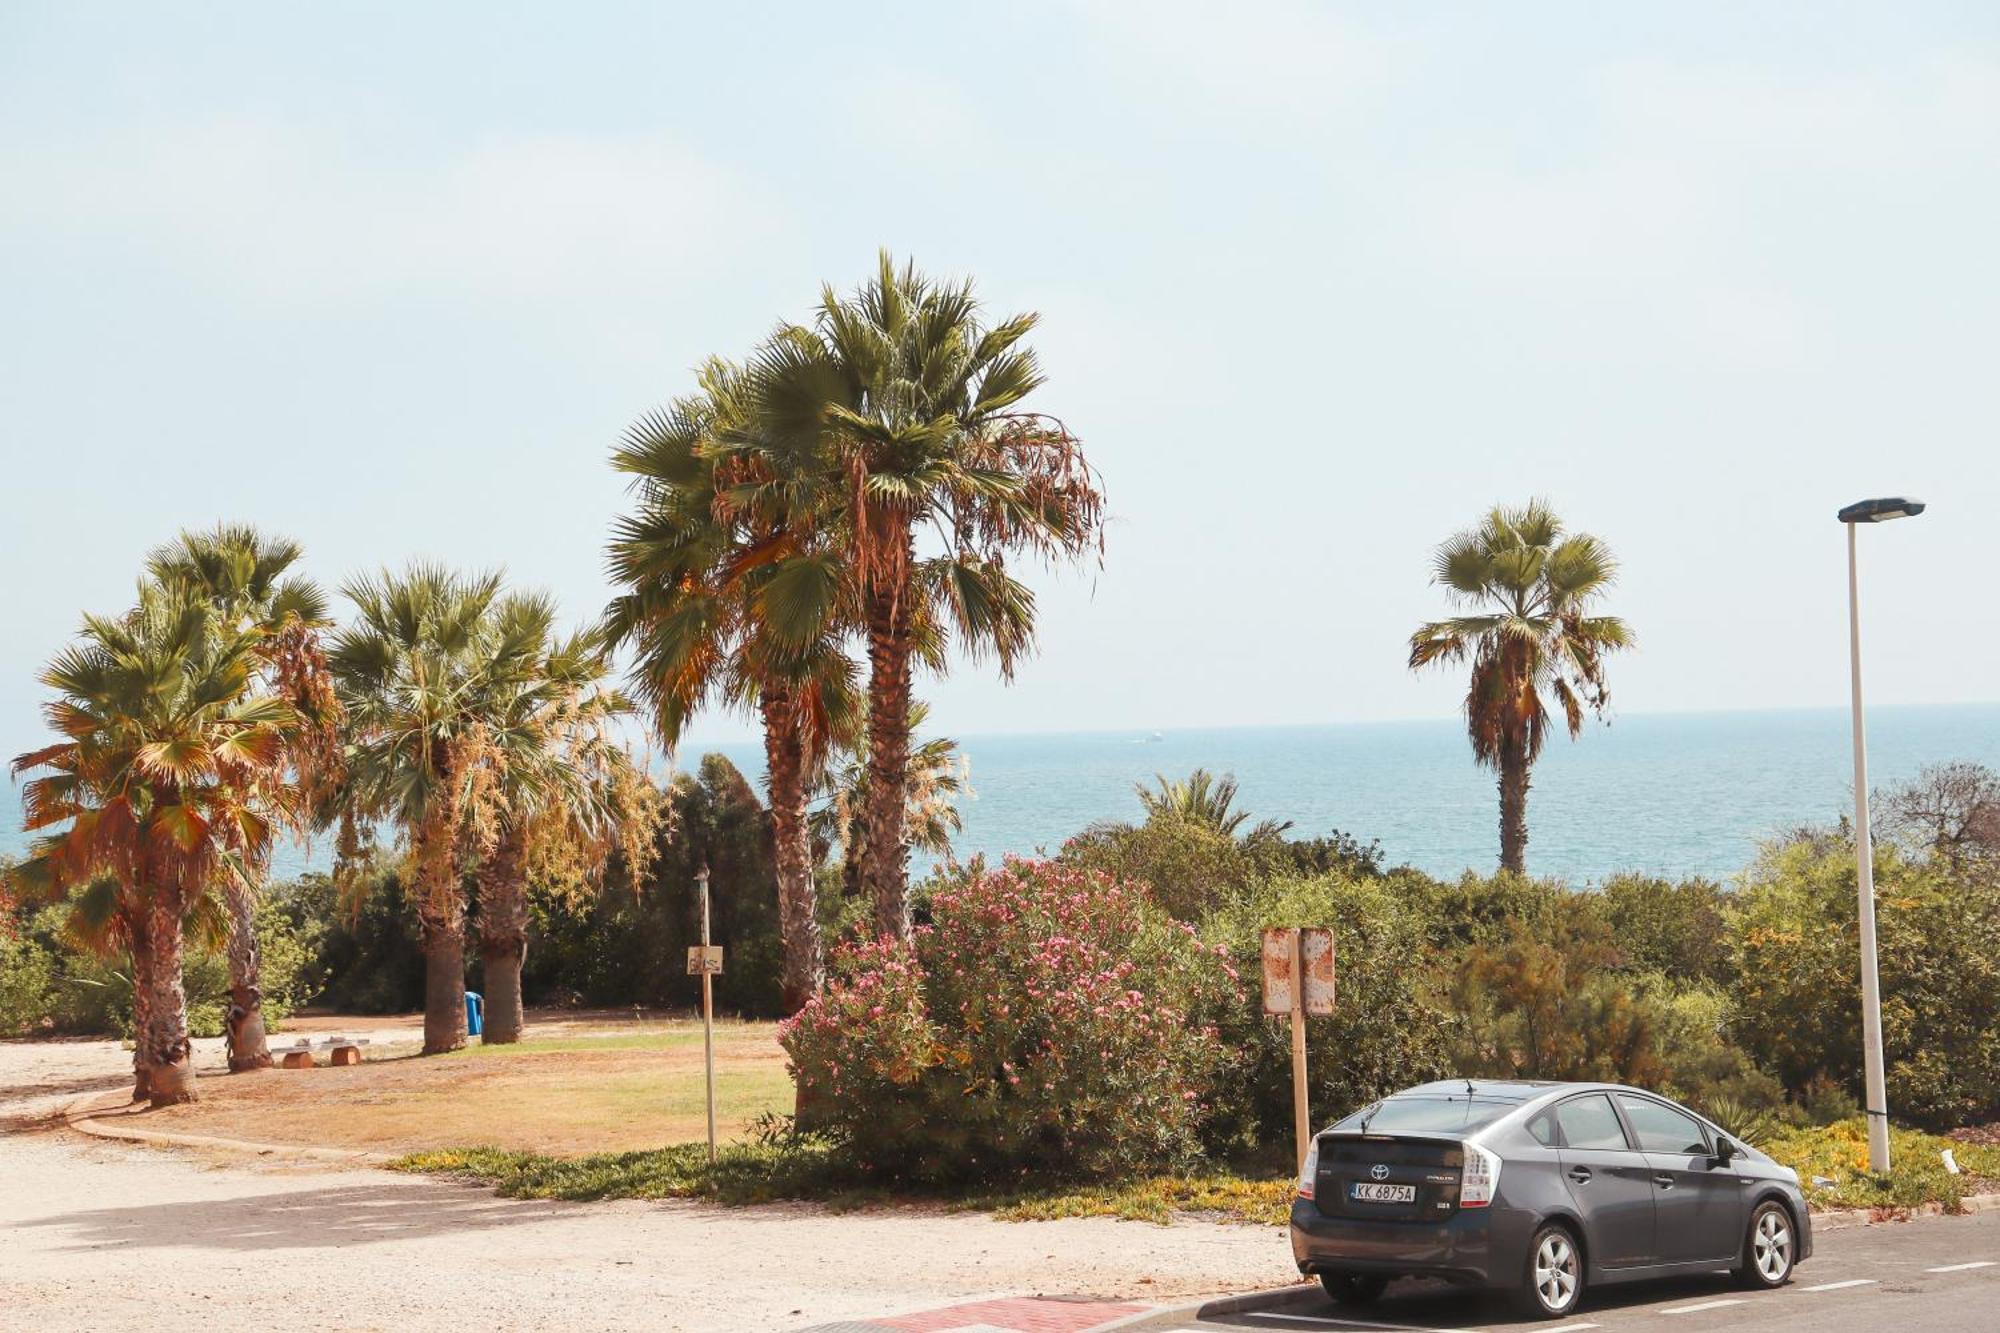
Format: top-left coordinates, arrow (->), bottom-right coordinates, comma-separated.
1331,1096 -> 1514,1134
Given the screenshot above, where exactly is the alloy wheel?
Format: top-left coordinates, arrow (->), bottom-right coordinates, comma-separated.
1753,1207 -> 1792,1282
1534,1231 -> 1579,1312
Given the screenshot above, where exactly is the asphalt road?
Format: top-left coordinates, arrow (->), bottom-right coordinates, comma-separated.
1128,1209 -> 2000,1333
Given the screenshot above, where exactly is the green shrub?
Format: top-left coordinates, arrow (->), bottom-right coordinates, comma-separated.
0,926 -> 58,1036
1203,871 -> 1455,1138
1730,835 -> 2000,1128
1060,815 -> 1283,922
782,858 -> 1243,1182
1596,873 -> 1732,985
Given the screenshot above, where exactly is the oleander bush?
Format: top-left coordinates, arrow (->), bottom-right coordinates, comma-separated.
781,857 -> 1244,1182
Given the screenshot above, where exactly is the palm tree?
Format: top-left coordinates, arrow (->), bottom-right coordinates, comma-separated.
753,254 -> 1105,937
813,701 -> 967,902
473,625 -> 648,1043
607,358 -> 858,1014
147,524 -> 338,1071
330,566 -> 547,1054
1134,769 -> 1292,840
12,584 -> 298,1103
1409,501 -> 1633,874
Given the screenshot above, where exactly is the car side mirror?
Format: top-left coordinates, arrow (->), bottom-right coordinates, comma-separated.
1712,1137 -> 1736,1166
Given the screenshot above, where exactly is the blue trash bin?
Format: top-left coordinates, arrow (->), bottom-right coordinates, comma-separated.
464,990 -> 484,1038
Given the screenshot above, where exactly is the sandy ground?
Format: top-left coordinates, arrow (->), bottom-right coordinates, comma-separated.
0,1024 -> 1296,1332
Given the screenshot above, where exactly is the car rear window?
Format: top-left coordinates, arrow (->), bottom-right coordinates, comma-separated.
1332,1096 -> 1513,1134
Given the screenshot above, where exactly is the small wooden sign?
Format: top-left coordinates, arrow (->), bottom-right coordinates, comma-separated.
1260,927 -> 1335,1016
686,945 -> 724,976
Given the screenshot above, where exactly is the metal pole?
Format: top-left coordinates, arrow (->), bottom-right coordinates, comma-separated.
1290,929 -> 1310,1174
699,865 -> 717,1165
1847,523 -> 1892,1174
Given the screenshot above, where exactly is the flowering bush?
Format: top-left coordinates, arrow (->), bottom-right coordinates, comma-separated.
782,858 -> 1244,1182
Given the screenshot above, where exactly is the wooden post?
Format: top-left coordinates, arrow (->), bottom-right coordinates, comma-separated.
698,865 -> 717,1165
1290,927 -> 1310,1173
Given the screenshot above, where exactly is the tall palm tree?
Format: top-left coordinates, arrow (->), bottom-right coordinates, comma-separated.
607,358 -> 858,1014
12,584 -> 298,1103
472,625 -> 647,1043
753,254 -> 1105,937
1408,501 -> 1633,874
147,524 -> 339,1071
330,566 -> 546,1054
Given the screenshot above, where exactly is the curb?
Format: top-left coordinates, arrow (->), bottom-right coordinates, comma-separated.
1812,1191 -> 2000,1228
1192,1282 -> 1320,1320
62,1090 -> 395,1165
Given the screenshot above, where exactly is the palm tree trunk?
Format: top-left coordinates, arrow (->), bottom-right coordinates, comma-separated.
126,907 -> 153,1102
223,877 -> 272,1072
139,889 -> 196,1107
861,559 -> 915,938
762,692 -> 822,1013
1497,739 -> 1531,875
421,912 -> 469,1055
476,832 -> 529,1045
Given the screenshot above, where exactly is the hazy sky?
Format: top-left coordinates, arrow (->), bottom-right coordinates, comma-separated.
3,2 -> 1995,757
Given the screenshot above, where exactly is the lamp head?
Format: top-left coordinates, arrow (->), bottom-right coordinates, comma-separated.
1838,497 -> 1925,524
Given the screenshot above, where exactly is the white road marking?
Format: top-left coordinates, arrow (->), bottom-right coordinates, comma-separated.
1659,1299 -> 1747,1315
1242,1313 -> 1480,1333
1802,1278 -> 1878,1291
1925,1261 -> 1997,1273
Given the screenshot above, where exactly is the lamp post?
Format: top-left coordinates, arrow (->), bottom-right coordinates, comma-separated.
1837,495 -> 1925,1175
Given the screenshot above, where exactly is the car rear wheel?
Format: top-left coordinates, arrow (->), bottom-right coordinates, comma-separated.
1515,1222 -> 1584,1319
1319,1272 -> 1388,1306
1734,1200 -> 1796,1289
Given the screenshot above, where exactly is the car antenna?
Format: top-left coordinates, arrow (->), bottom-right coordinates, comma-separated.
1465,1078 -> 1475,1097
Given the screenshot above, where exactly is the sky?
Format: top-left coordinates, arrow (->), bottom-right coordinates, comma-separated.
3,2 -> 1996,759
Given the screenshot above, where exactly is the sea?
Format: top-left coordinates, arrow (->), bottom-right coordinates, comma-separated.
7,704 -> 2000,887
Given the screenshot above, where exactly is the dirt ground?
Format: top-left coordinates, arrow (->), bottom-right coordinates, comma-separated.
125,1011 -> 792,1156
0,1017 -> 1297,1332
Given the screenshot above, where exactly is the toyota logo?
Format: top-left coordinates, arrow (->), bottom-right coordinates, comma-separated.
1370,1164 -> 1391,1181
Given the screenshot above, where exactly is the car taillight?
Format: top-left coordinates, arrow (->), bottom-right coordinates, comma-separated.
1459,1141 -> 1500,1208
1296,1137 -> 1319,1199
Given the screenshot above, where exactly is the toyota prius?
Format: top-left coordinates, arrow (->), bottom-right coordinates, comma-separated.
1289,1079 -> 1811,1319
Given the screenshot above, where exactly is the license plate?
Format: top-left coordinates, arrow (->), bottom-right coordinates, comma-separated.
1350,1182 -> 1416,1203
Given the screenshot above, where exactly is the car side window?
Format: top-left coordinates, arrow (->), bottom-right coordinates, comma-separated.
1617,1095 -> 1710,1155
1555,1094 -> 1630,1151
1526,1111 -> 1559,1147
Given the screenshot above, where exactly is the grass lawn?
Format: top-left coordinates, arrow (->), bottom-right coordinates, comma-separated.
142,1017 -> 792,1157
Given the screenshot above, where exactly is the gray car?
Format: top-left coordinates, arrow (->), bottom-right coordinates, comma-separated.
1289,1079 -> 1812,1320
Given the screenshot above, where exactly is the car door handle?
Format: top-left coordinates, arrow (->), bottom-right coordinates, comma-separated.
1654,1174 -> 1675,1188
1567,1167 -> 1592,1183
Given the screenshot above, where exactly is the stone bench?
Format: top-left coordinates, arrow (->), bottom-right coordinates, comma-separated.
274,1037 -> 371,1069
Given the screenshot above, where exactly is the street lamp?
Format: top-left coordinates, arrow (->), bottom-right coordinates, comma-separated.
1837,494 -> 1925,1175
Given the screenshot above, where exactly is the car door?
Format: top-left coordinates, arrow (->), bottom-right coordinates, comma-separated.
1618,1093 -> 1743,1264
1554,1092 -> 1656,1269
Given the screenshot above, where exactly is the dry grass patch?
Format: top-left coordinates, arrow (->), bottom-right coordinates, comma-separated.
138,1018 -> 791,1156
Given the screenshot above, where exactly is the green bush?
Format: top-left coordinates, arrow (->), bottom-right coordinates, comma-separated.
0,925 -> 58,1035
782,858 -> 1243,1182
1595,873 -> 1732,985
0,896 -> 318,1038
1060,815 -> 1285,922
1202,871 -> 1455,1138
1730,835 -> 2000,1129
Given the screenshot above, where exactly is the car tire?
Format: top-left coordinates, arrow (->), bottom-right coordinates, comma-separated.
1514,1221 -> 1585,1319
1319,1272 -> 1388,1306
1734,1200 -> 1797,1289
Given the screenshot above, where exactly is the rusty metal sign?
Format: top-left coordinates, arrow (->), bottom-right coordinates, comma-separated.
1260,927 -> 1335,1016
686,945 -> 724,976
